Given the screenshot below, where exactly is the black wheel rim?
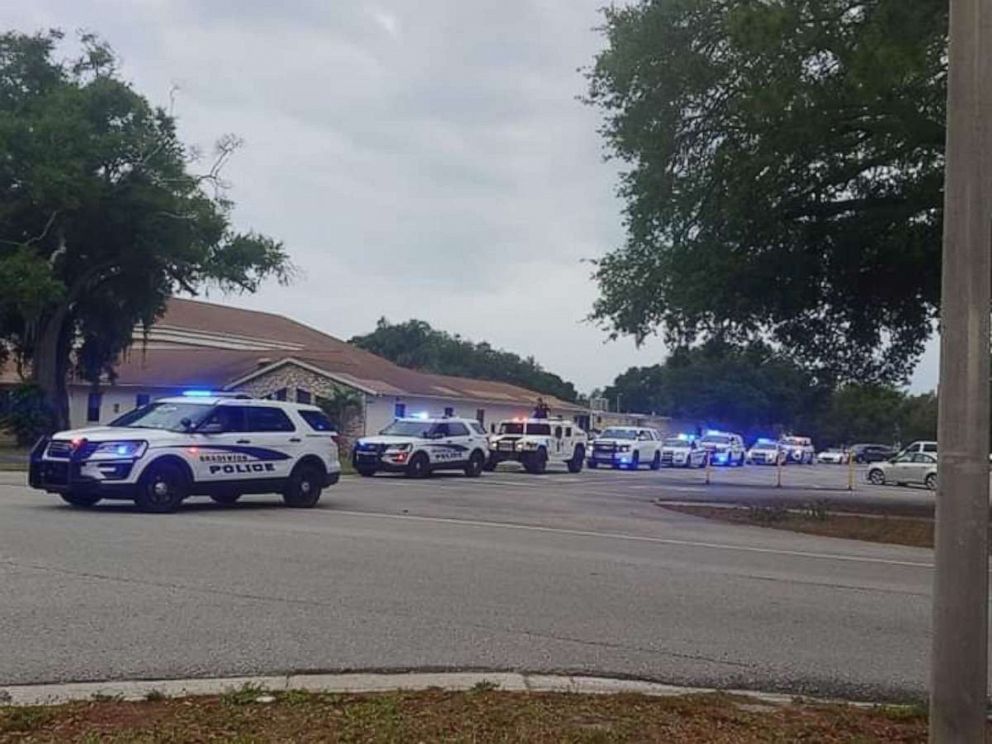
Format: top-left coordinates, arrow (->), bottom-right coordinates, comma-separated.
147,471 -> 178,506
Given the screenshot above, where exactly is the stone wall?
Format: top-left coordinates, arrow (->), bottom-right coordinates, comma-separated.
233,365 -> 366,451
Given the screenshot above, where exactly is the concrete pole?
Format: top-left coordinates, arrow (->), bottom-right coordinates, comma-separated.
930,0 -> 992,740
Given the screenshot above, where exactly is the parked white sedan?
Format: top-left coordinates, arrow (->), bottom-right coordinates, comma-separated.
867,452 -> 937,490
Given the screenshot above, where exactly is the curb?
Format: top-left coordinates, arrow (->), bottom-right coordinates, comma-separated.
0,672 -> 822,708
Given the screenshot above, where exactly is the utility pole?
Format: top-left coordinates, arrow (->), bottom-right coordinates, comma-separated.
930,0 -> 992,740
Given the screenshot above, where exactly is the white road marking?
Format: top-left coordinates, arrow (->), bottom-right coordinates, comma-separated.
328,509 -> 933,569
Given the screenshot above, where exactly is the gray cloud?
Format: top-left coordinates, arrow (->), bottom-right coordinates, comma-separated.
3,1 -> 937,393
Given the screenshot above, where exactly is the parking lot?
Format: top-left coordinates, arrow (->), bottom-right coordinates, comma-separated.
0,462 -> 948,701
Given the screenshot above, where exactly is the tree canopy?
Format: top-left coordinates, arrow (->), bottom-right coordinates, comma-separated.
603,340 -> 825,438
586,0 -> 947,384
350,318 -> 579,402
0,31 -> 290,428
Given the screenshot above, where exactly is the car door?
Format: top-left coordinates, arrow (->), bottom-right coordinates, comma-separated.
908,453 -> 936,485
886,454 -> 916,482
243,405 -> 301,481
190,405 -> 250,483
426,422 -> 455,465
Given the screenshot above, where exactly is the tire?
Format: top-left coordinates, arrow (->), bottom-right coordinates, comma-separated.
523,448 -> 548,475
406,452 -> 431,479
567,446 -> 585,473
925,474 -> 937,491
483,455 -> 497,472
60,492 -> 101,508
588,460 -> 598,469
868,469 -> 886,486
650,451 -> 662,470
356,466 -> 377,477
283,463 -> 323,508
210,492 -> 241,506
736,453 -> 745,467
135,460 -> 189,514
629,451 -> 640,470
464,450 -> 486,478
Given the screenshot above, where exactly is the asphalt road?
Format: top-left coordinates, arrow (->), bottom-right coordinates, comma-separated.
0,465 -> 958,700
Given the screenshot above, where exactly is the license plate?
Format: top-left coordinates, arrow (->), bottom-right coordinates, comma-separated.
499,443 -> 514,451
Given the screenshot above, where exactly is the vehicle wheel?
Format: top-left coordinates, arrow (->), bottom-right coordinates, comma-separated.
464,450 -> 486,478
588,460 -> 598,469
868,469 -> 886,486
523,448 -> 548,475
135,460 -> 189,513
483,455 -> 498,472
60,492 -> 101,508
210,492 -> 241,506
925,473 -> 937,491
737,453 -> 746,467
650,451 -> 662,470
283,463 -> 323,508
567,446 -> 585,473
356,466 -> 377,477
629,451 -> 640,470
406,452 -> 431,479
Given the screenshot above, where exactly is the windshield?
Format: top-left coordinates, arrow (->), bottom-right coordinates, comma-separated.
499,423 -> 524,435
109,402 -> 213,431
700,434 -> 732,445
526,423 -> 551,436
663,437 -> 691,447
781,437 -> 807,446
600,428 -> 637,440
752,441 -> 778,449
381,420 -> 434,438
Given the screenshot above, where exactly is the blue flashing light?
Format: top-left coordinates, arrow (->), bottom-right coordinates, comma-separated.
412,411 -> 430,420
677,433 -> 695,442
115,445 -> 130,456
182,390 -> 214,398
756,438 -> 778,445
705,429 -> 723,437
713,452 -> 729,464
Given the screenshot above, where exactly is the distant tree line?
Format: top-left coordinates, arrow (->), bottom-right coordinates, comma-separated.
350,318 -> 579,403
602,341 -> 937,447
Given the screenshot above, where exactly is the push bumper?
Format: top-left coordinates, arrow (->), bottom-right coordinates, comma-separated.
29,437 -> 137,497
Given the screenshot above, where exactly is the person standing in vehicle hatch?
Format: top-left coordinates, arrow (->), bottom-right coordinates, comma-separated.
533,398 -> 550,419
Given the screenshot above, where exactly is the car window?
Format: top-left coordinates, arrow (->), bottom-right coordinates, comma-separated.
246,406 -> 296,432
923,443 -> 937,453
200,405 -> 248,433
526,423 -> 552,436
469,422 -> 486,436
914,453 -> 937,464
299,409 -> 335,432
447,422 -> 470,437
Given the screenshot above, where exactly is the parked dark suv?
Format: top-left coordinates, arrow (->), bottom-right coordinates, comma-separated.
850,443 -> 897,464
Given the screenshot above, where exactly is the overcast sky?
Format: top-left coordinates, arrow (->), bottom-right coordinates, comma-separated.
4,1 -> 938,394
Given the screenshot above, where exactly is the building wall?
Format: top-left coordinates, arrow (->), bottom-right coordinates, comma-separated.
68,385 -> 186,428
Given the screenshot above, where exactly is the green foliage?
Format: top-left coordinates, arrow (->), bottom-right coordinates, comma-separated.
815,384 -> 936,445
317,387 -> 364,431
0,383 -> 54,445
587,0 -> 947,384
603,340 -> 825,437
351,318 -> 579,402
0,31 -> 290,427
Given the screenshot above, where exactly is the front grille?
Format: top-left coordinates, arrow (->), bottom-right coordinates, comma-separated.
594,443 -> 616,453
661,451 -> 674,464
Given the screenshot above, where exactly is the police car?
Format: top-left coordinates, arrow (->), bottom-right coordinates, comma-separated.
486,417 -> 587,474
659,434 -> 709,468
746,438 -> 786,466
780,436 -> 815,464
588,426 -> 663,470
352,415 -> 489,478
698,430 -> 747,466
28,392 -> 342,513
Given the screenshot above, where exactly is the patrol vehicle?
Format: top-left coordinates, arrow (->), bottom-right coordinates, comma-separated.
780,436 -> 815,464
353,415 -> 489,478
746,438 -> 786,466
588,426 -> 663,470
28,392 -> 342,513
698,431 -> 747,467
486,417 -> 587,474
659,434 -> 709,468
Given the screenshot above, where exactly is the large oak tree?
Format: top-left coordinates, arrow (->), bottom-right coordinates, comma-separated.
586,0 -> 946,383
0,31 -> 290,429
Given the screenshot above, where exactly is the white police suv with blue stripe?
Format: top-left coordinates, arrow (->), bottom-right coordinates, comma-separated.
353,415 -> 490,478
29,392 -> 342,513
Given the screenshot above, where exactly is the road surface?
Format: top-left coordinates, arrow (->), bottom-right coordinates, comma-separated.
0,466 -> 952,700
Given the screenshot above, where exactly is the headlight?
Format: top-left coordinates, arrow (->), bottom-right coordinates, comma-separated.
522,441 -> 539,449
385,443 -> 412,453
86,441 -> 148,460
618,445 -> 631,452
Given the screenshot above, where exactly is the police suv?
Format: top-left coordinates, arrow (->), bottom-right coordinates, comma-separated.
28,392 -> 342,513
486,417 -> 587,474
698,431 -> 747,467
659,434 -> 709,468
588,426 -> 663,470
747,438 -> 786,466
780,436 -> 815,464
353,416 -> 489,478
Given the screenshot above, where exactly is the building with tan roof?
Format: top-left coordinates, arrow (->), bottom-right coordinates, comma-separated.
47,298 -> 587,435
